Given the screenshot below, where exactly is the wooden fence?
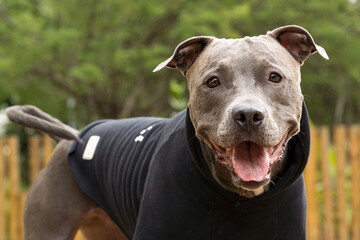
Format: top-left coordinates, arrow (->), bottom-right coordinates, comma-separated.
304,125 -> 360,240
0,135 -> 85,240
0,125 -> 359,239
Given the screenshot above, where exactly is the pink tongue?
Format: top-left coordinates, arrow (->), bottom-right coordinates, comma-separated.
230,142 -> 270,182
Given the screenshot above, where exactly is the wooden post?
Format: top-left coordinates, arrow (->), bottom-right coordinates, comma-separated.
349,125 -> 360,240
74,230 -> 85,240
20,193 -> 27,240
304,127 -> 320,240
29,135 -> 41,184
0,138 -> 5,240
43,135 -> 54,166
8,136 -> 21,240
320,126 -> 334,240
334,125 -> 348,240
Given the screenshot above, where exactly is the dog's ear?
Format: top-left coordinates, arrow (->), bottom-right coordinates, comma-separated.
153,36 -> 213,76
268,25 -> 329,65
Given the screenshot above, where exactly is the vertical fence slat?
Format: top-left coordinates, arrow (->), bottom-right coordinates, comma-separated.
320,126 -> 334,240
29,135 -> 41,184
20,192 -> 27,240
8,135 -> 21,240
43,135 -> 54,166
14,193 -> 23,240
334,125 -> 348,240
350,126 -> 360,240
74,230 -> 85,240
305,127 -> 320,240
0,138 -> 5,240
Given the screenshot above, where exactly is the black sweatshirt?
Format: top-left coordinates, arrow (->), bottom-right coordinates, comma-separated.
68,102 -> 310,240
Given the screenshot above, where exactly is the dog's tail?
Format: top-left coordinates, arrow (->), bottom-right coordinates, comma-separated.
6,105 -> 81,143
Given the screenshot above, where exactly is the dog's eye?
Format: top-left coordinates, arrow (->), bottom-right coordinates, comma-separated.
268,72 -> 282,83
206,77 -> 221,88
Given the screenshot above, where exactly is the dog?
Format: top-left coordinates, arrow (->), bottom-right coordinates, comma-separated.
6,25 -> 328,240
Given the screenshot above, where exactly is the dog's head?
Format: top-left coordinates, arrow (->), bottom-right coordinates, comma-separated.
154,25 -> 328,198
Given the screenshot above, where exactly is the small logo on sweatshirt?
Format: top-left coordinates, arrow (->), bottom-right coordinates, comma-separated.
82,135 -> 100,160
134,125 -> 155,142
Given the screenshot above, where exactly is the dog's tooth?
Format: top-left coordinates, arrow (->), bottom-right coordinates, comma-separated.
253,187 -> 265,196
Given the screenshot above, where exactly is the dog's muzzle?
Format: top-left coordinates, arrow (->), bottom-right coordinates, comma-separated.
208,129 -> 288,183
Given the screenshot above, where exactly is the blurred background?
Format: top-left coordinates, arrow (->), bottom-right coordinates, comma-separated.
0,0 -> 360,239
0,0 -> 359,126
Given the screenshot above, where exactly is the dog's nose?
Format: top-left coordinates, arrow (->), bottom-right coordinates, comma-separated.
232,106 -> 265,128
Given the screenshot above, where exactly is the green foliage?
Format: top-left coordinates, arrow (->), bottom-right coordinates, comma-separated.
0,0 -> 360,126
169,79 -> 188,113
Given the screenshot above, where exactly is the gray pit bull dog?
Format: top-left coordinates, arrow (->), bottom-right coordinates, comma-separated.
7,25 -> 328,240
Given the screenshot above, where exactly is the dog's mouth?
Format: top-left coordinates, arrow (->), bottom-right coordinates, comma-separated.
208,130 -> 288,185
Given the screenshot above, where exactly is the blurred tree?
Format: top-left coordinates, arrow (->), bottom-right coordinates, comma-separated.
0,0 -> 359,126
0,0 -> 183,126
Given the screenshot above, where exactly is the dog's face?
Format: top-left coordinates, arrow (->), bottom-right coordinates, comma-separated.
154,25 -> 328,198
186,36 -> 303,197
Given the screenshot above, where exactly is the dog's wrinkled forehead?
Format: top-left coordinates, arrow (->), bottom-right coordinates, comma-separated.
153,25 -> 328,77
187,35 -> 299,81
